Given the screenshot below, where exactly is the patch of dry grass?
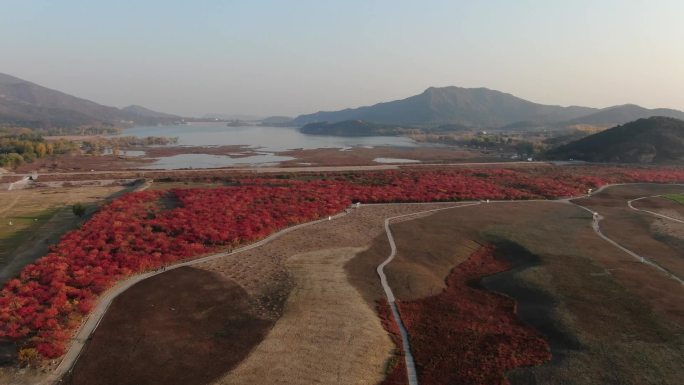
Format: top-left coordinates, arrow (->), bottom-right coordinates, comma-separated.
217,248 -> 393,385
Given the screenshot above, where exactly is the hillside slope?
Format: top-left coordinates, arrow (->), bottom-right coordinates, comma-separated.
546,117 -> 684,163
0,73 -> 176,128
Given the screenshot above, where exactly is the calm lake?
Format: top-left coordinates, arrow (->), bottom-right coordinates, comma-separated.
116,123 -> 418,169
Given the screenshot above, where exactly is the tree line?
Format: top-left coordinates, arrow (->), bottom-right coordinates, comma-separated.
0,132 -> 77,168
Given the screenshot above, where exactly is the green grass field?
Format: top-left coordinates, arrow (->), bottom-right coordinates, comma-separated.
0,186 -> 124,280
664,193 -> 684,205
0,208 -> 58,263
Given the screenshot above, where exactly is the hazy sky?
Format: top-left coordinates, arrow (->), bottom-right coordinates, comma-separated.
1,0 -> 683,117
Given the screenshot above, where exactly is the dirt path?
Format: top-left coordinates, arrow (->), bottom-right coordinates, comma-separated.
377,203 -> 482,385
572,198 -> 684,285
628,196 -> 684,224
217,248 -> 393,385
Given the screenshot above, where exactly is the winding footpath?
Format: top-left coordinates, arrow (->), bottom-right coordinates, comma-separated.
377,203 -> 482,385
627,196 -> 684,224
570,195 -> 684,285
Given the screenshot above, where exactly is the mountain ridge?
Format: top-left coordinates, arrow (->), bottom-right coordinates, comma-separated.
292,86 -> 684,129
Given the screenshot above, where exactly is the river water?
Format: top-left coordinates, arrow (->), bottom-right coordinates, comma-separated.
115,123 -> 418,169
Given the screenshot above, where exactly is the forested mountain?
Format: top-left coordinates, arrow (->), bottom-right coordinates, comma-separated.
546,117 -> 684,163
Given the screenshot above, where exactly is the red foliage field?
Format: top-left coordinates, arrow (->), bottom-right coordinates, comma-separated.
380,246 -> 551,385
2,166 -> 684,361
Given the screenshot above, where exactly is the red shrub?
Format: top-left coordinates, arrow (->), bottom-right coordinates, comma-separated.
1,165 -> 683,360
381,246 -> 551,385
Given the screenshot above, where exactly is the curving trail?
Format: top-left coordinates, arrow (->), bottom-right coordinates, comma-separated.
377,203 -> 481,385
570,197 -> 684,285
627,196 -> 684,224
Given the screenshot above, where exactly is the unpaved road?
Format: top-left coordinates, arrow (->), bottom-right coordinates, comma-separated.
628,196 -> 684,224
377,203 -> 481,385
572,196 -> 684,285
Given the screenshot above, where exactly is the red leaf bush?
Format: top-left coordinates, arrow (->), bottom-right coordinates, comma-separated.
380,246 -> 552,385
1,166 -> 684,360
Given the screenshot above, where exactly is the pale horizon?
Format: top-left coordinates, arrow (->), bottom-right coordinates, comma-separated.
1,0 -> 683,117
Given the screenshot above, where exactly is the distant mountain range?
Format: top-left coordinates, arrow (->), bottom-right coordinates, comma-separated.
564,104 -> 684,126
546,117 -> 684,163
121,104 -> 179,119
292,86 -> 684,130
0,72 -> 178,128
3,72 -> 683,136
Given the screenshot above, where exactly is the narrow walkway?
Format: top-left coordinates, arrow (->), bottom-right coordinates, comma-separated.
570,201 -> 683,285
376,203 -> 481,385
627,196 -> 684,224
